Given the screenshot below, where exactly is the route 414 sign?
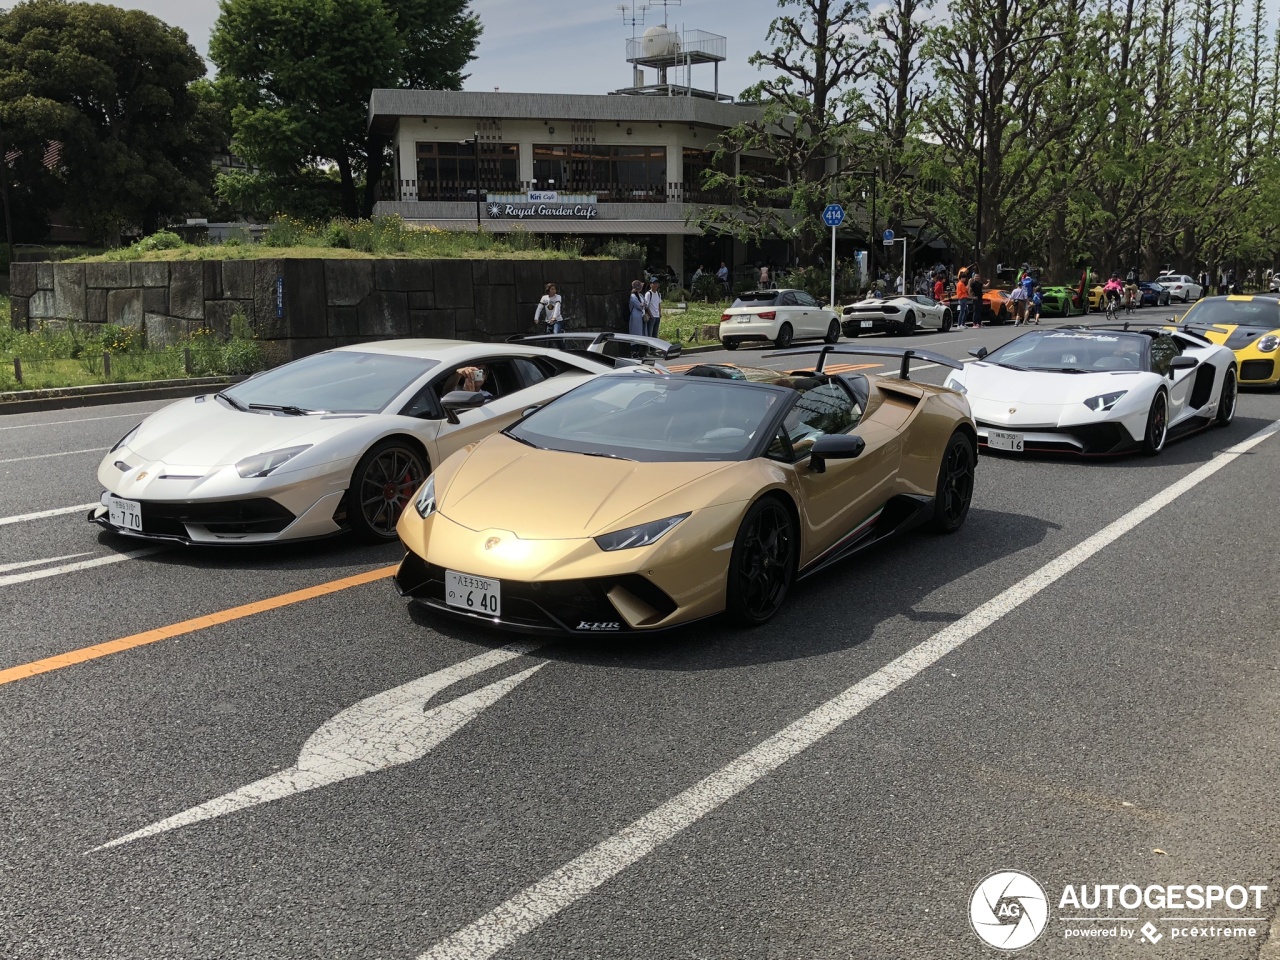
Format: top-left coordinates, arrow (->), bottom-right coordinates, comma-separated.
822,204 -> 845,228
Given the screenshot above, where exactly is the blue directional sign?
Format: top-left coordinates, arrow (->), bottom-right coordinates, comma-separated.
882,228 -> 895,243
822,204 -> 845,228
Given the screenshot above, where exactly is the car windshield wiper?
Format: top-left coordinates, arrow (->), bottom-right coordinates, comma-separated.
247,403 -> 321,416
1038,367 -> 1086,373
216,391 -> 248,411
992,361 -> 1028,371
578,450 -> 635,461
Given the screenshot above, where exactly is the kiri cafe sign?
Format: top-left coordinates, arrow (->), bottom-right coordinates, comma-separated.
486,191 -> 598,220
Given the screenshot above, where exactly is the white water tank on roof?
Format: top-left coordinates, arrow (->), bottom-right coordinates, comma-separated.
641,24 -> 681,58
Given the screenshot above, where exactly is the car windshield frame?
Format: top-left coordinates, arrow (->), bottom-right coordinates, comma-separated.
981,330 -> 1151,373
1184,299 -> 1280,328
224,350 -> 439,414
505,375 -> 793,463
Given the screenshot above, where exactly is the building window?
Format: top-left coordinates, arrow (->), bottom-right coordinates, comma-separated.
532,144 -> 666,202
416,142 -> 520,200
682,147 -> 733,204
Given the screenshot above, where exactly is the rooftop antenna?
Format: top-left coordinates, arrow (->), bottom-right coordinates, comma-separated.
648,0 -> 681,25
617,2 -> 647,38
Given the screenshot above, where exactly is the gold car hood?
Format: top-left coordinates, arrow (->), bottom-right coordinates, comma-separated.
439,434 -> 738,538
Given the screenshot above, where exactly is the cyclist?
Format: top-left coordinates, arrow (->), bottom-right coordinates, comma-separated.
1103,274 -> 1124,319
1123,266 -> 1139,312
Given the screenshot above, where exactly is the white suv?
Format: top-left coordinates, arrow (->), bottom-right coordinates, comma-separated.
718,288 -> 840,351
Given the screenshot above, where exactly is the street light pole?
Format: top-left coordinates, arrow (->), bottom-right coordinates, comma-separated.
0,113 -> 14,279
472,131 -> 482,231
974,31 -> 1064,273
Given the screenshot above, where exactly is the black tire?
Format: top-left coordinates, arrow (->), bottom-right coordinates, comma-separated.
774,322 -> 793,348
1063,301 -> 1075,318
346,439 -> 429,542
824,319 -> 840,344
902,311 -> 917,335
723,338 -> 740,351
1216,367 -> 1237,426
941,309 -> 953,332
725,497 -> 797,627
1141,391 -> 1169,456
844,323 -> 861,338
931,431 -> 975,533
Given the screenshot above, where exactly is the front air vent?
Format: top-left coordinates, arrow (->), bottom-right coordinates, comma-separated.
114,461 -> 129,471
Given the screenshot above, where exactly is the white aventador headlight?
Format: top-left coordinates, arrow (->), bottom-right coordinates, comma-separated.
414,476 -> 436,519
235,445 -> 311,478
1083,390 -> 1128,412
945,377 -> 967,395
594,513 -> 689,551
1257,335 -> 1279,352
110,423 -> 142,452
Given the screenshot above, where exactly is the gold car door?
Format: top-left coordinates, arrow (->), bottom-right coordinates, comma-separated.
776,380 -> 903,567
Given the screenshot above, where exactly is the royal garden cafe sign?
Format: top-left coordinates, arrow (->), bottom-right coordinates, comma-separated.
486,191 -> 598,220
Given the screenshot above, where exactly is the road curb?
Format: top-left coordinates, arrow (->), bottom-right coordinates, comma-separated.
0,376 -> 241,416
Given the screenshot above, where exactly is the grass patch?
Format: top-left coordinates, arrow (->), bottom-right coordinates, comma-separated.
75,217 -> 603,263
658,301 -> 730,346
0,309 -> 267,393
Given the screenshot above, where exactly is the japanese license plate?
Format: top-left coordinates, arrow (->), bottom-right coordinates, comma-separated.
861,320 -> 874,328
108,495 -> 143,531
989,430 -> 1025,452
445,570 -> 501,616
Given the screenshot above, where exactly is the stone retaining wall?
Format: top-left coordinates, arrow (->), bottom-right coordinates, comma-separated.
8,258 -> 640,360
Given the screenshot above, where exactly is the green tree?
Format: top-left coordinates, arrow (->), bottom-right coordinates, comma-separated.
211,0 -> 482,220
0,0 -> 215,244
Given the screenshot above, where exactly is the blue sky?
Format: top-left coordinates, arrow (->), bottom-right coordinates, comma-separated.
110,0 -> 783,98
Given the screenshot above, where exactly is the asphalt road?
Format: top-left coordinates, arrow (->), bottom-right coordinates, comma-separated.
4,305 -> 1280,960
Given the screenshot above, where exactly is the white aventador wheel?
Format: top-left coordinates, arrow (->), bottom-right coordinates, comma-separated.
1141,391 -> 1169,456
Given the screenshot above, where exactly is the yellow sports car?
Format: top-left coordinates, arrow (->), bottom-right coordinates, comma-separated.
1180,295 -> 1280,387
394,346 -> 976,633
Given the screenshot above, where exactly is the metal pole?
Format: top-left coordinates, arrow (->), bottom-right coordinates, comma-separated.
868,173 -> 876,283
830,225 -> 837,308
473,132 -> 481,231
901,237 -> 907,295
0,112 -> 14,278
975,65 -> 987,271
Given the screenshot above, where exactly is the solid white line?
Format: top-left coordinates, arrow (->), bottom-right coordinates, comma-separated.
415,417 -> 1280,960
0,413 -> 142,431
0,447 -> 106,464
0,548 -> 165,588
0,503 -> 100,526
0,552 -> 94,574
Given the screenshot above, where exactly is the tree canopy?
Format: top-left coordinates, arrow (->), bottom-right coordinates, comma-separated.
210,0 -> 482,220
0,0 -> 217,244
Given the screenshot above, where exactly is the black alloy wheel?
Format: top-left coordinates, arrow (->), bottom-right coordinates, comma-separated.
726,497 -> 797,626
774,323 -> 794,348
1141,392 -> 1169,455
902,311 -> 917,335
941,309 -> 953,332
723,338 -> 740,351
824,319 -> 841,344
1216,367 -> 1237,426
347,439 -> 428,541
931,431 -> 976,533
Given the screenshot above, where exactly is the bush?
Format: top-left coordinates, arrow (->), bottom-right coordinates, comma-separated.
135,230 -> 184,252
262,216 -> 309,247
602,239 -> 646,262
504,225 -> 541,251
692,273 -> 724,303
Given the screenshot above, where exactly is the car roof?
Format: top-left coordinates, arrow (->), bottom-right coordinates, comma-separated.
331,339 -> 557,360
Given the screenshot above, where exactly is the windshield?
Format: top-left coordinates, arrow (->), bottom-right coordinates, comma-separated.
224,351 -> 437,414
507,376 -> 782,462
732,292 -> 778,307
1183,298 -> 1280,328
983,330 -> 1148,372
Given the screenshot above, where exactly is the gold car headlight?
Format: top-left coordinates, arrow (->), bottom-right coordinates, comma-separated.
594,513 -> 689,551
413,476 -> 436,519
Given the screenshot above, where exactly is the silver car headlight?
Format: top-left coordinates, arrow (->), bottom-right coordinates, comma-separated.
945,377 -> 967,395
1083,391 -> 1128,412
110,423 -> 142,453
1257,335 -> 1279,352
414,476 -> 436,519
235,445 -> 311,478
594,513 -> 689,551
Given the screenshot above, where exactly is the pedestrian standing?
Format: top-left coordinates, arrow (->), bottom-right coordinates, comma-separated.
967,270 -> 984,326
1008,281 -> 1027,325
644,277 -> 663,339
1029,285 -> 1043,324
932,274 -> 946,301
758,263 -> 771,289
628,279 -> 646,336
534,282 -> 564,334
955,269 -> 970,329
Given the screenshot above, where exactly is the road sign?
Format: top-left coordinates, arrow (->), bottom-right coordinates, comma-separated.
822,204 -> 845,228
882,228 -> 895,244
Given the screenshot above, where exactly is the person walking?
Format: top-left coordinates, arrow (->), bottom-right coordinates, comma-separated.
628,279 -> 646,336
967,269 -> 984,326
643,277 -> 663,339
534,282 -> 564,334
1029,285 -> 1043,324
1008,281 -> 1028,325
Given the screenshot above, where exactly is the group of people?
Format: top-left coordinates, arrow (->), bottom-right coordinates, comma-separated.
533,275 -> 667,341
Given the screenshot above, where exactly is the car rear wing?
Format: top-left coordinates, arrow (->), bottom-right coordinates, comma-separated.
764,344 -> 964,380
508,331 -> 681,362
1057,320 -> 1227,344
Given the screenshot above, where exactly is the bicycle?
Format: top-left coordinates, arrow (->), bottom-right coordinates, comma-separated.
1105,294 -> 1121,323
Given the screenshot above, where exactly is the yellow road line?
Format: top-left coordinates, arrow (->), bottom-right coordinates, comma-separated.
0,564 -> 398,687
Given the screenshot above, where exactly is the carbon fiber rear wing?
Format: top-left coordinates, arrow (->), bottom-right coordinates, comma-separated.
764,344 -> 964,380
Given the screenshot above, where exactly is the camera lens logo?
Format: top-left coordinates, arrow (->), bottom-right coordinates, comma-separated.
970,870 -> 1050,950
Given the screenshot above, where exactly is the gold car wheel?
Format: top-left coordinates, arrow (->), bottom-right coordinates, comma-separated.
349,440 -> 428,542
932,432 -> 975,533
727,498 -> 797,626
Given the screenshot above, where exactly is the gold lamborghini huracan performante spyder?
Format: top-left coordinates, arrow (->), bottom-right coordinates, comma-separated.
394,346 -> 977,634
